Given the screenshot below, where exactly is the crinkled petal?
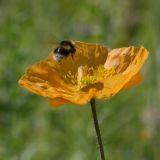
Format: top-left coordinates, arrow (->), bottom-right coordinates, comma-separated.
95,46 -> 149,99
18,58 -> 78,99
18,57 -> 97,104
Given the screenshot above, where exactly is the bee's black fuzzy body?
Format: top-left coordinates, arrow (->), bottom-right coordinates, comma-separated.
53,40 -> 76,62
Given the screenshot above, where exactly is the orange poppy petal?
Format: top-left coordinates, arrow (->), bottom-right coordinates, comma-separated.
66,88 -> 96,105
48,98 -> 73,108
95,74 -> 132,99
48,87 -> 97,107
96,46 -> 149,100
122,73 -> 143,90
18,58 -> 78,99
18,61 -> 97,105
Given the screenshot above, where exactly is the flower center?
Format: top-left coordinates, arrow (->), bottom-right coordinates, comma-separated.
77,65 -> 116,88
62,65 -> 116,87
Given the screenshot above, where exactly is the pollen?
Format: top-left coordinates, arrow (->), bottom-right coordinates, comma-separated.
80,75 -> 96,86
95,65 -> 116,80
63,71 -> 78,85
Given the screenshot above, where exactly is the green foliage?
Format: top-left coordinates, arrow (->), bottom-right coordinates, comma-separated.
0,0 -> 160,159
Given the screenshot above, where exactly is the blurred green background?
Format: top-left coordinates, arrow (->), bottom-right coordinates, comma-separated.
0,0 -> 160,160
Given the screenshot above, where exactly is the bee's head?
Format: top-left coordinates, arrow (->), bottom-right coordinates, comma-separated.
54,47 -> 67,55
53,47 -> 68,62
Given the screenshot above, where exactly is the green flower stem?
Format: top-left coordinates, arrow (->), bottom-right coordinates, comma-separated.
90,98 -> 106,160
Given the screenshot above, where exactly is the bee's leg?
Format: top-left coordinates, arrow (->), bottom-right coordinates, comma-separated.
71,54 -> 74,60
58,60 -> 62,64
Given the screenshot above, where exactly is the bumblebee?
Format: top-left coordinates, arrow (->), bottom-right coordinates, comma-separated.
53,40 -> 76,62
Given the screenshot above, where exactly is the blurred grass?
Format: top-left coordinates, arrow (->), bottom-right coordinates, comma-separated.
0,0 -> 160,159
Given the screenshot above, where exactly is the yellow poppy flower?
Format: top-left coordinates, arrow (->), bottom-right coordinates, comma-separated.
18,41 -> 149,108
